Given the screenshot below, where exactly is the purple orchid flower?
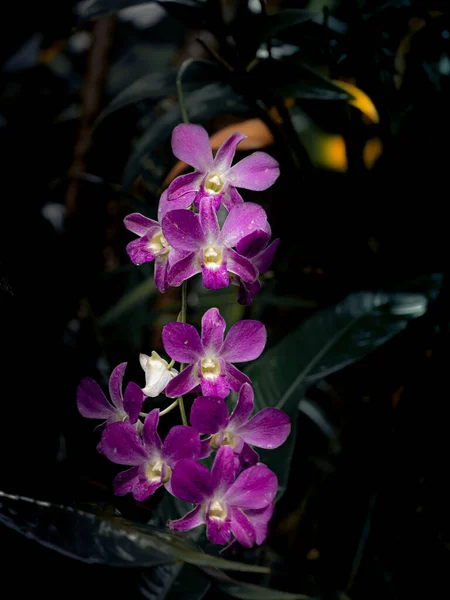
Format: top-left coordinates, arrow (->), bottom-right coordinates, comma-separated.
124,190 -> 192,293
169,445 -> 277,547
167,124 -> 280,211
190,383 -> 291,468
232,227 -> 280,305
97,409 -> 201,501
162,198 -> 268,290
163,307 -> 266,399
77,362 -> 145,427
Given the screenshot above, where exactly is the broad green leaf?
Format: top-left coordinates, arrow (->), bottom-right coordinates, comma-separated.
204,568 -> 311,599
0,490 -> 268,572
96,61 -> 220,127
122,83 -> 249,189
140,563 -> 210,600
98,275 -> 157,327
246,276 -> 442,497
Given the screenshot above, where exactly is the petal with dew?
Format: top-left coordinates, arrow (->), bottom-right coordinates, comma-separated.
124,213 -> 159,237
223,186 -> 244,211
162,322 -> 203,363
142,409 -> 162,452
240,408 -> 291,449
162,425 -> 201,466
206,511 -> 232,545
219,202 -> 268,249
123,382 -> 146,424
126,236 -> 157,265
200,255 -> 229,290
162,209 -> 205,253
168,252 -> 201,287
230,507 -> 256,548
190,396 -> 228,434
239,443 -> 260,469
154,254 -> 170,293
171,459 -> 213,504
165,364 -> 200,398
236,229 -> 271,258
109,363 -> 126,409
245,503 -> 274,545
133,478 -> 162,502
255,238 -> 280,273
201,307 -> 226,354
227,249 -> 258,283
224,463 -> 277,510
224,363 -> 251,392
97,422 -> 147,466
214,132 -> 247,173
200,372 -> 229,399
227,152 -> 279,191
166,172 -> 202,203
221,320 -> 266,363
212,446 -> 238,495
168,505 -> 205,532
229,382 -> 254,429
171,124 -> 213,173
76,377 -> 114,420
199,196 -> 220,241
113,466 -> 140,496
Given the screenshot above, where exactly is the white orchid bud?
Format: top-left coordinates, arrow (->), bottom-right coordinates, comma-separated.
140,351 -> 178,397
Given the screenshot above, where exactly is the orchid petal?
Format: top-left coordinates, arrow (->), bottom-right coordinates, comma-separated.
230,507 -> 256,548
255,238 -> 280,273
162,322 -> 203,363
213,132 -> 247,173
76,377 -> 114,420
245,503 -> 274,545
227,249 -> 258,283
223,187 -> 244,211
200,252 -> 229,290
224,463 -> 277,509
171,459 -> 213,503
229,383 -> 254,429
206,511 -> 231,545
166,172 -> 202,203
126,236 -> 157,265
221,320 -> 266,362
154,254 -> 170,293
212,446 -> 238,495
113,466 -> 140,496
142,409 -> 162,452
162,209 -> 205,253
239,443 -> 260,469
133,479 -> 162,502
238,279 -> 261,306
109,363 -> 126,409
240,408 -> 291,449
190,396 -> 228,434
201,307 -> 226,353
97,422 -> 147,466
171,124 -> 213,173
236,229 -> 271,258
168,252 -> 201,287
227,152 -> 280,191
123,382 -> 145,424
162,425 -> 201,465
165,364 -> 200,398
124,213 -> 159,237
199,196 -> 220,241
219,202 -> 268,248
169,505 -> 205,532
224,363 -> 251,392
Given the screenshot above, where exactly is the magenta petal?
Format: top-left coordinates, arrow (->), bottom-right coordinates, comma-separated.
76,377 -> 114,420
230,507 -> 256,548
214,132 -> 247,172
166,171 -> 202,202
245,503 -> 274,545
224,363 -> 251,392
154,254 -> 170,293
224,463 -> 277,509
171,459 -> 213,503
142,409 -> 162,452
238,279 -> 261,306
200,437 -> 213,459
171,123 -> 213,172
190,396 -> 228,434
199,196 -> 220,240
239,443 -> 260,469
168,252 -> 201,287
123,382 -> 146,424
169,505 -> 205,532
206,511 -> 232,545
200,255 -> 230,290
124,213 -> 159,236
109,363 -> 126,409
97,422 -> 147,466
133,479 -> 162,502
201,307 -> 226,353
162,322 -> 203,363
223,187 -> 244,211
200,371 -> 230,399
194,184 -> 224,211
162,209 -> 205,253
212,446 -> 238,494
219,202 -> 268,248
165,364 -> 200,398
221,320 -> 266,362
126,236 -> 157,265
227,249 -> 258,283
227,152 -> 280,191
240,408 -> 291,449
255,238 -> 280,273
236,229 -> 271,258
162,425 -> 200,465
229,382 -> 254,428
113,466 -> 141,496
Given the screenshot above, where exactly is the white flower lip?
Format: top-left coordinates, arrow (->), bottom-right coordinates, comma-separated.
140,351 -> 178,397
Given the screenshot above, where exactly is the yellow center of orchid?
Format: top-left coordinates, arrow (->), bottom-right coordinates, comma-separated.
204,173 -> 225,194
201,357 -> 221,380
210,429 -> 235,450
149,231 -> 169,254
203,245 -> 223,270
146,460 -> 171,483
209,499 -> 227,520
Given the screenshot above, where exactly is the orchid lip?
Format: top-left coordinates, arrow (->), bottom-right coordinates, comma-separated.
202,244 -> 223,270
209,499 -> 227,520
149,231 -> 170,254
201,357 -> 221,380
146,459 -> 171,483
204,172 -> 225,194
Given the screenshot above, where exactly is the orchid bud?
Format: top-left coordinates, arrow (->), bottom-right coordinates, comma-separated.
140,351 -> 178,397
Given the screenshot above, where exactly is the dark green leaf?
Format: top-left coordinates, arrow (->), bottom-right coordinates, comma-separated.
76,0 -> 206,26
0,490 -> 268,572
140,563 -> 210,600
247,59 -> 351,100
246,9 -> 315,48
97,61 -> 221,127
204,568 -> 311,599
246,275 -> 442,497
122,83 -> 249,189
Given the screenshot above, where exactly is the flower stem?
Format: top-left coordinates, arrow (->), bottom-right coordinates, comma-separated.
176,279 -> 189,426
159,400 -> 180,417
176,59 -> 192,124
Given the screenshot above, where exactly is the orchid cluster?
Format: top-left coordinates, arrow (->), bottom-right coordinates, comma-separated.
77,124 -> 290,549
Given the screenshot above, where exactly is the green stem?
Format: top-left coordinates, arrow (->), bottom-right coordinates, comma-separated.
176,59 -> 193,124
176,279 -> 189,426
159,400 -> 179,417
